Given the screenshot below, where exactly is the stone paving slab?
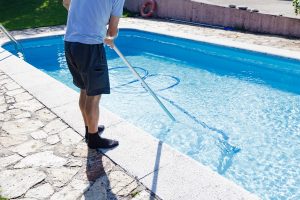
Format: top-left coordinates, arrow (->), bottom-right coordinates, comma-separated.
0,70 -> 160,200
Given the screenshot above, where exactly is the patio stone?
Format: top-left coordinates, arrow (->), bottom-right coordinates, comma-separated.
14,99 -> 44,112
0,96 -> 5,105
6,97 -> 15,104
35,108 -> 57,122
30,130 -> 48,140
15,111 -> 31,119
0,135 -> 28,148
8,105 -> 14,110
59,128 -> 82,146
101,156 -> 116,174
6,88 -> 25,96
50,179 -> 89,200
0,168 -> 46,199
132,190 -> 153,200
46,135 -> 60,145
4,82 -> 21,91
81,178 -> 107,200
5,108 -> 23,117
108,170 -> 139,196
0,74 -> 7,79
0,78 -> 13,85
10,140 -> 45,156
0,148 -> 14,157
25,183 -> 55,199
15,92 -> 33,102
47,167 -> 80,187
83,153 -> 115,182
43,118 -> 68,135
0,104 -> 7,112
0,154 -> 23,169
14,151 -> 67,168
72,142 -> 89,157
66,158 -> 83,167
45,143 -> 73,157
0,112 -> 4,121
2,118 -> 44,135
3,112 -> 29,121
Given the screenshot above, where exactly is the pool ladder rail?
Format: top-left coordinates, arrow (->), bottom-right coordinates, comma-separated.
0,24 -> 26,61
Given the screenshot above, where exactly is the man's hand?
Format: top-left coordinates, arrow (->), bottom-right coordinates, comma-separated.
104,37 -> 115,49
104,16 -> 120,49
63,0 -> 71,10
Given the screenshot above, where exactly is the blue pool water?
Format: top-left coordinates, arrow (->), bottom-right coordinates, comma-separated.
3,29 -> 300,199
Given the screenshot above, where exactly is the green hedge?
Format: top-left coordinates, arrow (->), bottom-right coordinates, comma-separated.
294,0 -> 300,14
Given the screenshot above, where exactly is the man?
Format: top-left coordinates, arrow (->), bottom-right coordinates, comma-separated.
63,0 -> 125,149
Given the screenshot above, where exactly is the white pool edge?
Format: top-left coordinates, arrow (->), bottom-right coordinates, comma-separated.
1,25 -> 300,61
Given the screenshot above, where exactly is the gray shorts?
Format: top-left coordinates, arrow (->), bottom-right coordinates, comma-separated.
64,41 -> 110,96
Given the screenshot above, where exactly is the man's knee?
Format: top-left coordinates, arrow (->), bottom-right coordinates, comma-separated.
86,95 -> 101,103
85,95 -> 101,112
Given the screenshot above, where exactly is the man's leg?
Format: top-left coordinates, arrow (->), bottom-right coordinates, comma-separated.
79,89 -> 88,127
85,95 -> 101,134
85,94 -> 118,149
80,90 -> 105,143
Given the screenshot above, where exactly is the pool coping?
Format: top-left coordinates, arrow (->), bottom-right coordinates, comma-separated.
3,25 -> 295,199
1,23 -> 300,61
122,23 -> 300,61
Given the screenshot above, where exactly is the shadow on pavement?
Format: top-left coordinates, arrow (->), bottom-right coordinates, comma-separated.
83,148 -> 118,200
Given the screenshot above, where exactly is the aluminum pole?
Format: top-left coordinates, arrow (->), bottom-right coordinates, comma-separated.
113,45 -> 176,121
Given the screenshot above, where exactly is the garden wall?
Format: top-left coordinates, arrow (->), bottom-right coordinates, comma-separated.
125,0 -> 300,38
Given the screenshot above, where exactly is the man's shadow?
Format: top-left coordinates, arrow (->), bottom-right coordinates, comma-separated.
83,148 -> 118,200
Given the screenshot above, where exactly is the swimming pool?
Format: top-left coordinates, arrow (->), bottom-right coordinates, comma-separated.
3,29 -> 300,200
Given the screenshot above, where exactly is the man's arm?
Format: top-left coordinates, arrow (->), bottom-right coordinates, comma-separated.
104,16 -> 120,48
63,0 -> 71,10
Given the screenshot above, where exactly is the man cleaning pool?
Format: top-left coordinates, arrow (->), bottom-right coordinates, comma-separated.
63,0 -> 125,149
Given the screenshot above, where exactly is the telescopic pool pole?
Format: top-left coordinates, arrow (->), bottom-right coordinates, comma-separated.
113,45 -> 176,122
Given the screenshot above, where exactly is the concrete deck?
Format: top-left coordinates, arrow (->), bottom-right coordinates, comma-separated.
2,17 -> 298,199
197,0 -> 299,19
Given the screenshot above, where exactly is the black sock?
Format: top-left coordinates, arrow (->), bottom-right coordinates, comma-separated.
87,132 -> 119,149
85,126 -> 105,143
88,132 -> 101,148
85,126 -> 104,134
